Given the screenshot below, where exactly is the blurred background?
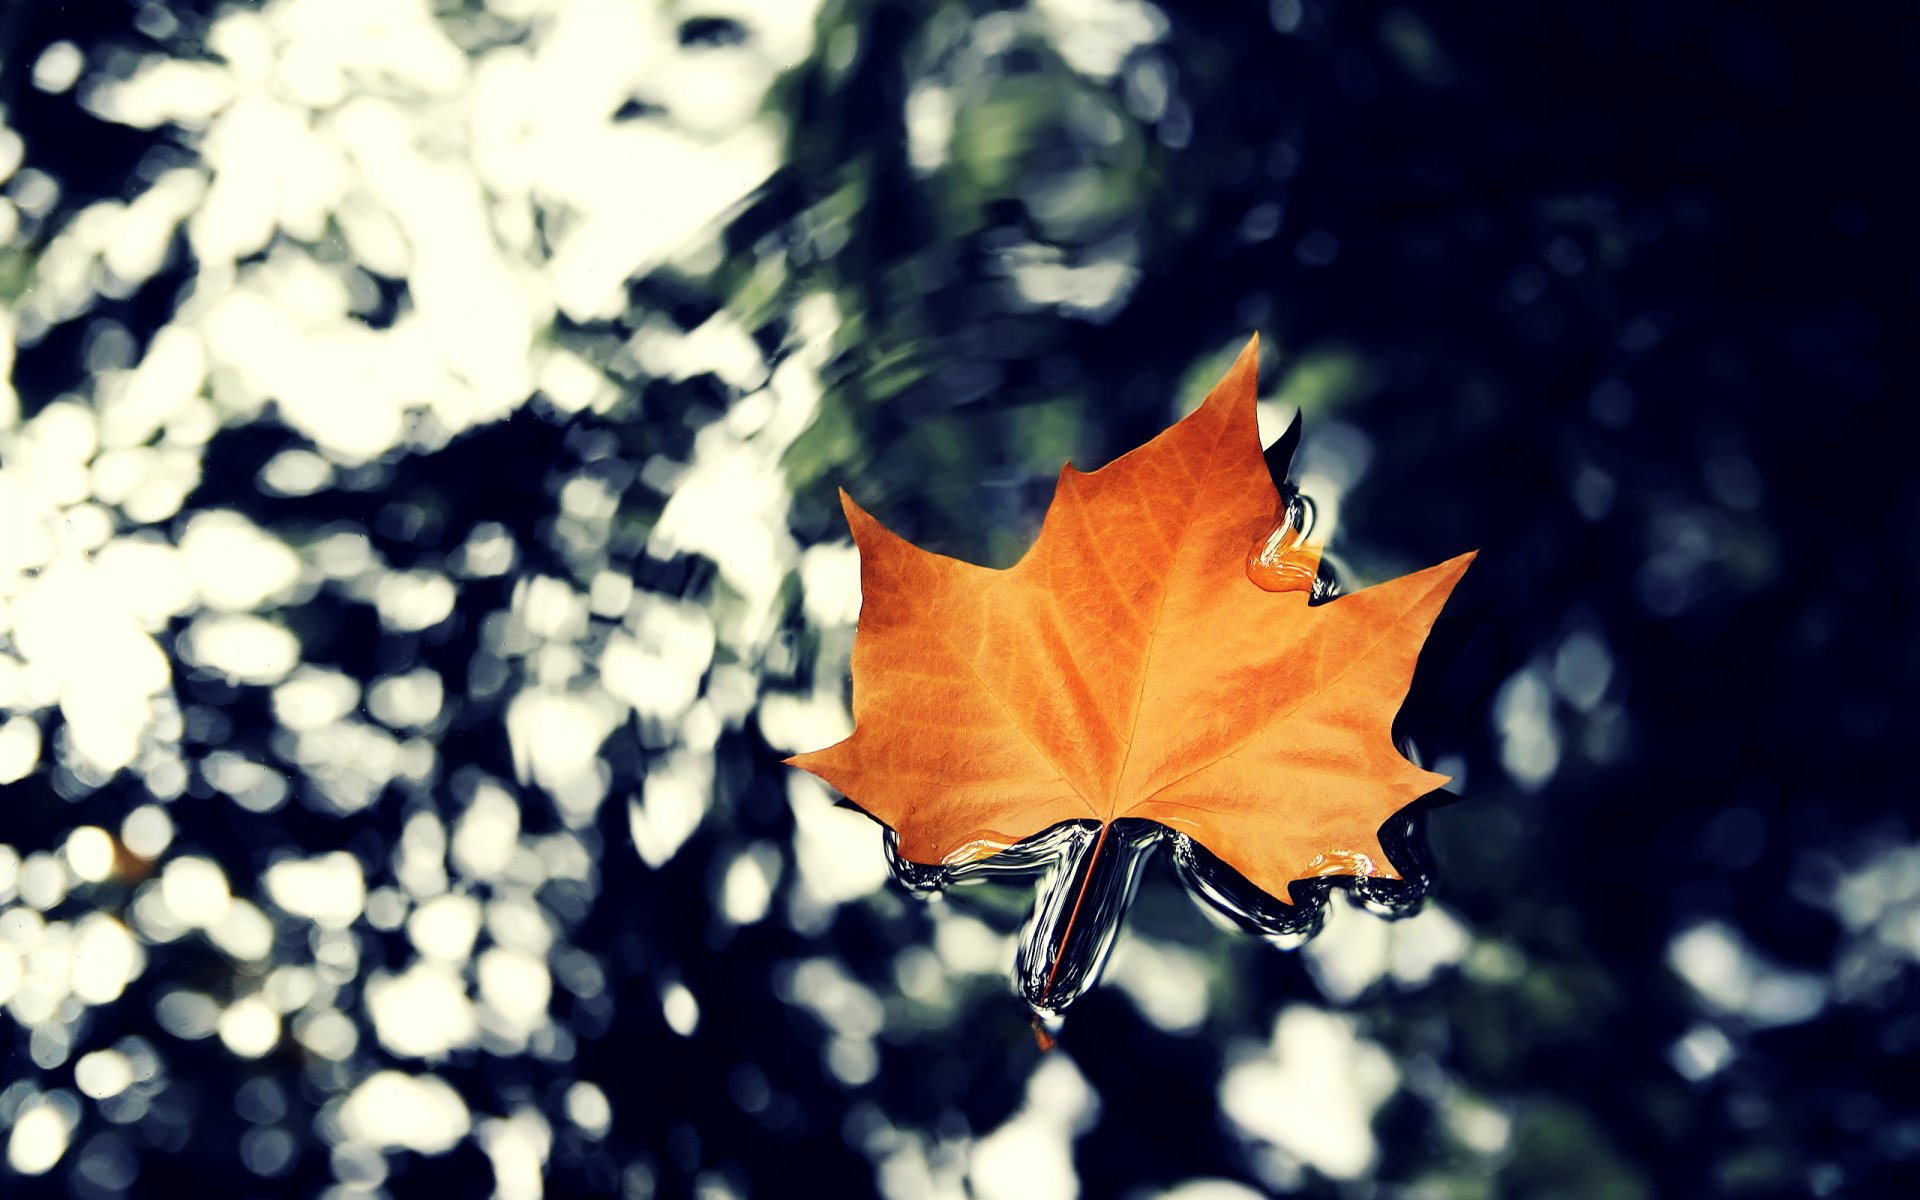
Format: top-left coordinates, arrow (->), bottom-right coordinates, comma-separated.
1,0 -> 1915,1197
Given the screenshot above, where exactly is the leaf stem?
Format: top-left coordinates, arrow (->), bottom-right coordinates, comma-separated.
1038,820 -> 1113,1011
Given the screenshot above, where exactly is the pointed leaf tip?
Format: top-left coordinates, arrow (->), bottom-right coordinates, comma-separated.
837,488 -> 883,541
1399,549 -> 1478,594
1198,333 -> 1264,422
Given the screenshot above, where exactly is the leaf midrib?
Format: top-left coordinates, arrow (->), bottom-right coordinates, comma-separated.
1102,411 -> 1234,821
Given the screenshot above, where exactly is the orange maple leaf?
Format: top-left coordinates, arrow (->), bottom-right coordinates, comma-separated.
789,336 -> 1473,914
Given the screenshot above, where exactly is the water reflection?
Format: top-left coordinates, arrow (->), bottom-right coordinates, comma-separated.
882,796 -> 1442,1034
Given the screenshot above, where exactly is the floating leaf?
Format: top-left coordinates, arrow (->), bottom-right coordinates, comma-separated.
790,337 -> 1473,1024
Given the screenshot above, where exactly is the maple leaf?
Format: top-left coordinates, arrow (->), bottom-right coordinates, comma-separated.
788,336 -> 1473,914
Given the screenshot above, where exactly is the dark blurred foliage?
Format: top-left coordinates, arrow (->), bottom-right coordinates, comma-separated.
3,0 -> 1918,1198
770,1 -> 1920,1195
1232,3 -> 1909,1194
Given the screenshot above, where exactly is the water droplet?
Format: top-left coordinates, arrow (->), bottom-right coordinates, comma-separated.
885,820 -> 1163,1024
884,807 -> 1438,1033
1014,820 -> 1163,1021
1173,812 -> 1433,945
1246,492 -> 1333,597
